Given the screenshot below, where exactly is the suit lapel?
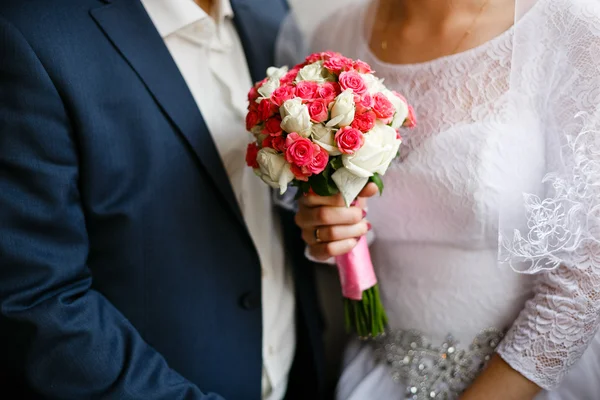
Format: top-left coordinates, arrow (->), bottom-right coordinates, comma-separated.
90,0 -> 246,229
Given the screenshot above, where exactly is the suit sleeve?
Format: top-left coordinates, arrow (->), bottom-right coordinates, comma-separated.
0,16 -> 224,400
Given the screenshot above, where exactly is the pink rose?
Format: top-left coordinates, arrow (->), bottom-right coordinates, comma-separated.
351,110 -> 376,133
355,93 -> 374,114
353,60 -> 373,74
404,105 -> 417,128
335,127 -> 365,155
372,92 -> 395,124
290,164 -> 312,181
323,56 -> 354,74
285,132 -> 315,167
271,135 -> 287,152
245,110 -> 259,131
280,68 -> 300,85
262,135 -> 273,149
248,99 -> 258,112
263,116 -> 283,136
318,82 -> 342,104
246,143 -> 260,168
305,53 -> 323,64
339,71 -> 367,97
318,82 -> 341,103
295,81 -> 319,101
258,99 -> 277,121
321,51 -> 341,60
262,136 -> 287,152
248,86 -> 260,104
307,145 -> 329,174
307,99 -> 329,123
306,51 -> 341,64
271,85 -> 296,107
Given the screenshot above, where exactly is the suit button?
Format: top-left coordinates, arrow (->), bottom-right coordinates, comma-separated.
239,291 -> 261,310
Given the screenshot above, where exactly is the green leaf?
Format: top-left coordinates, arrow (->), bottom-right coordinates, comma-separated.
309,175 -> 339,196
309,166 -> 340,197
329,156 -> 344,171
370,173 -> 384,195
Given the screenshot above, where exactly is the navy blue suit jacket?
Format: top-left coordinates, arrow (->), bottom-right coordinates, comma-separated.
0,0 -> 324,398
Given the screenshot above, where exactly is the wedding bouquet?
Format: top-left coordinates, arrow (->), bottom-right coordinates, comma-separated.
244,51 -> 416,338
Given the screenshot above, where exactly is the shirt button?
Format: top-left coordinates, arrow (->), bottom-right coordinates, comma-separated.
268,345 -> 275,356
239,291 -> 260,310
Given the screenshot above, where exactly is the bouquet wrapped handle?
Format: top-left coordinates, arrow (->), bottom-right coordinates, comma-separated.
336,236 -> 376,300
336,235 -> 387,338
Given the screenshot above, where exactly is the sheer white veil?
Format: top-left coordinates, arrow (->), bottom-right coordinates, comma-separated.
277,0 -> 600,275
500,0 -> 600,274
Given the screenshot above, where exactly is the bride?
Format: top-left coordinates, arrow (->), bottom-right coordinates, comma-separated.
284,0 -> 600,398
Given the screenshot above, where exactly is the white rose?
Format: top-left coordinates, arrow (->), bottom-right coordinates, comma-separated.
266,66 -> 288,80
331,167 -> 369,207
280,98 -> 312,137
332,121 -> 401,205
326,89 -> 356,128
342,121 -> 401,178
255,148 -> 295,195
361,73 -> 385,94
311,124 -> 342,156
382,89 -> 409,129
258,77 -> 280,98
296,62 -> 326,83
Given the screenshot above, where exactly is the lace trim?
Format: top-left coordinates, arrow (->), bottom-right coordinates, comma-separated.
499,113 -> 600,273
497,264 -> 600,389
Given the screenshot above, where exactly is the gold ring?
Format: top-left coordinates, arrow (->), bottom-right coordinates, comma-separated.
314,228 -> 322,243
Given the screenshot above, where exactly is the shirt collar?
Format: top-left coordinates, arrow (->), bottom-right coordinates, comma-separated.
141,0 -> 234,39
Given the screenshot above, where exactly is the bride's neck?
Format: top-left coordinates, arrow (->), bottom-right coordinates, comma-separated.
370,0 -> 514,64
389,0 -> 490,24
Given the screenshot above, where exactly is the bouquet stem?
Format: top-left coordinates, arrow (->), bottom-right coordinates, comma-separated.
336,236 -> 388,338
344,284 -> 388,338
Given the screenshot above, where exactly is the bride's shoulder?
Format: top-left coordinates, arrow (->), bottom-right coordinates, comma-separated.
561,0 -> 600,17
309,2 -> 367,56
540,0 -> 600,32
525,0 -> 600,57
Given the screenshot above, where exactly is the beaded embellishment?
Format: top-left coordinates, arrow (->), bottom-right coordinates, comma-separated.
373,329 -> 504,399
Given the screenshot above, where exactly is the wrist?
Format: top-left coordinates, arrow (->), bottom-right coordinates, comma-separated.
460,354 -> 541,400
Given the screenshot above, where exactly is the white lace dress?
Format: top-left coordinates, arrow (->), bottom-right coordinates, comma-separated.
310,3 -> 600,400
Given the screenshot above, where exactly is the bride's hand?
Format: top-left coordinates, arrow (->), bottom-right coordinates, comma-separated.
295,183 -> 378,261
459,354 -> 541,400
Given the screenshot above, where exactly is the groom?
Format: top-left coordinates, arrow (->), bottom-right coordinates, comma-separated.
0,0 -> 324,399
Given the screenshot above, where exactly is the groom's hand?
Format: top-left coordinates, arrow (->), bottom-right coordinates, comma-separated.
295,183 -> 378,261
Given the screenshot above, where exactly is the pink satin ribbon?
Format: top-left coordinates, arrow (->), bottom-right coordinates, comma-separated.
335,236 -> 377,300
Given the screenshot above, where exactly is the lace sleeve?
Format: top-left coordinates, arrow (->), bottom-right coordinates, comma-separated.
497,262 -> 600,389
497,0 -> 600,389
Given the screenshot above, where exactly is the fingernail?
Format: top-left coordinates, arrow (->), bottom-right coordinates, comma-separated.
367,222 -> 372,231
351,199 -> 358,206
362,209 -> 367,218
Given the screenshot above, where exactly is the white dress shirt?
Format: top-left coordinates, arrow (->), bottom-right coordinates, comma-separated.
140,1 -> 296,399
